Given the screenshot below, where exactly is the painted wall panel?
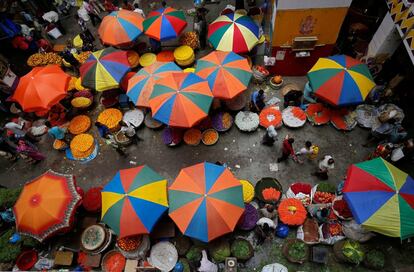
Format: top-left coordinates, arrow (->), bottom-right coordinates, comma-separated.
272,8 -> 349,46
277,0 -> 352,10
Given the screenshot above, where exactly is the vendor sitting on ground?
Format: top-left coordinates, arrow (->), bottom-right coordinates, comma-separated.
255,217 -> 276,245
302,81 -> 316,106
45,121 -> 68,143
95,122 -> 110,139
284,89 -> 303,108
119,121 -> 143,144
250,89 -> 265,112
260,204 -> 278,220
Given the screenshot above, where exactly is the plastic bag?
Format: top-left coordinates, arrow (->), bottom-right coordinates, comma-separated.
261,263 -> 288,272
318,223 -> 345,245
391,147 -> 404,162
342,220 -> 375,242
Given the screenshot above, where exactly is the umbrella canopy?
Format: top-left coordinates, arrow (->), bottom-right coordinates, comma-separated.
99,10 -> 144,47
208,13 -> 259,54
127,61 -> 181,107
143,7 -> 187,41
13,170 -> 82,241
343,158 -> 414,239
10,65 -> 70,112
307,55 -> 375,106
169,162 -> 244,242
195,51 -> 252,99
149,72 -> 213,127
80,47 -> 131,91
101,165 -> 168,238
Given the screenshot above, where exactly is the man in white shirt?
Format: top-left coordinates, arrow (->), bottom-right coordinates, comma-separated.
313,155 -> 334,180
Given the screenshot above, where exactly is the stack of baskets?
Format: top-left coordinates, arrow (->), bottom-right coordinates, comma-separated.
174,45 -> 195,67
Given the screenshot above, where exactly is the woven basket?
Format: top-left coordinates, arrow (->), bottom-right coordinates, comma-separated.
282,239 -> 309,264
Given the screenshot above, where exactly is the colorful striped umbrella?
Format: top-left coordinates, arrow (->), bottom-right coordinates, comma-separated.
13,170 -> 82,241
195,51 -> 252,99
307,55 -> 375,106
169,162 -> 244,242
149,72 -> 213,127
10,65 -> 70,112
80,47 -> 131,91
101,165 -> 168,238
343,158 -> 414,239
127,61 -> 181,107
208,13 -> 259,54
143,7 -> 187,41
99,10 -> 144,47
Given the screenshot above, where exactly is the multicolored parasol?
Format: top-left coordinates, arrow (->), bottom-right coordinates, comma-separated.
208,13 -> 259,53
127,61 -> 181,107
168,162 -> 244,242
13,170 -> 82,241
101,165 -> 168,238
307,55 -> 375,106
99,10 -> 144,47
343,158 -> 414,239
195,51 -> 252,99
10,65 -> 70,112
143,7 -> 187,41
149,72 -> 213,127
80,47 -> 131,91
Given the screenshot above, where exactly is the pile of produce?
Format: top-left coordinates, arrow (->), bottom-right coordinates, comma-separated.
342,240 -> 364,265
230,238 -> 253,261
237,203 -> 259,231
183,128 -> 202,146
330,108 -> 357,131
235,111 -> 259,132
201,129 -> 219,145
179,32 -> 200,50
240,180 -> 254,203
262,187 -> 281,202
332,198 -> 353,219
306,103 -> 331,125
282,106 -> 306,128
278,198 -> 307,226
322,221 -> 343,238
313,192 -> 335,204
287,182 -> 312,206
82,187 -> 102,212
75,51 -> 91,64
102,251 -> 126,272
27,52 -> 62,67
53,139 -> 67,150
97,108 -> 123,131
68,115 -> 91,135
70,133 -> 95,159
259,107 -> 282,128
117,235 -> 142,252
282,239 -> 308,264
211,112 -> 233,132
162,128 -> 183,146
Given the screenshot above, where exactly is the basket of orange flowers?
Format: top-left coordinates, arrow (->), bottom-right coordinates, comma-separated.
278,198 -> 307,226
254,177 -> 283,204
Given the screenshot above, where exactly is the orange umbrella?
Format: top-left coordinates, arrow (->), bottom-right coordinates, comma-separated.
149,72 -> 213,127
195,51 -> 252,99
168,162 -> 244,242
13,170 -> 82,241
10,65 -> 70,112
99,10 -> 144,47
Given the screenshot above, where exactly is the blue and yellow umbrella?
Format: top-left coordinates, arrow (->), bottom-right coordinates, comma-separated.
101,165 -> 168,238
80,47 -> 131,91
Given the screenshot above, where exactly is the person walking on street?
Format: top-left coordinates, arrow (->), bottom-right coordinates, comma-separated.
83,0 -> 102,26
277,135 -> 299,163
261,125 -> 277,146
296,140 -> 319,160
313,155 -> 335,180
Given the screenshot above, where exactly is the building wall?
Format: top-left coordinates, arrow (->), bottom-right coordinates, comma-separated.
272,8 -> 349,47
266,1 -> 351,76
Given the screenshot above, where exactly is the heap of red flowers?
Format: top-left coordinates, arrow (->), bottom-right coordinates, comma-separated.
333,199 -> 353,218
290,183 -> 312,195
82,187 -> 103,212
